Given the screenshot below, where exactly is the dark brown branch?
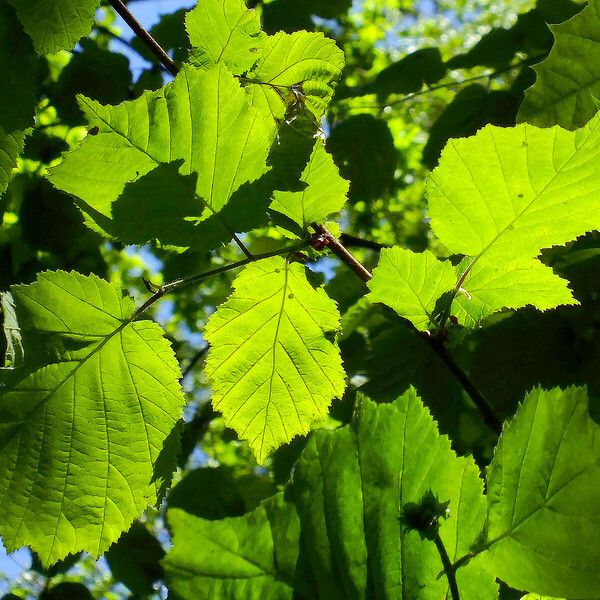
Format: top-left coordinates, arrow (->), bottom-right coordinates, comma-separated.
434,533 -> 461,600
311,223 -> 373,282
108,0 -> 179,76
312,222 -> 502,435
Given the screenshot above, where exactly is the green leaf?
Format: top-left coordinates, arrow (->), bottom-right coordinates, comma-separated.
0,129 -> 25,196
270,140 -> 349,234
0,3 -> 36,133
368,247 -> 456,330
482,387 -> 600,597
204,256 -> 346,463
186,0 -> 265,73
0,292 -> 24,369
106,522 -> 165,597
427,116 -> 600,326
163,390 -> 496,598
7,0 -> 102,54
292,390 -> 496,599
48,38 -> 132,127
163,493 -> 306,600
246,31 -> 344,121
48,64 -> 277,248
0,271 -> 184,565
327,114 -> 397,202
518,0 -> 600,129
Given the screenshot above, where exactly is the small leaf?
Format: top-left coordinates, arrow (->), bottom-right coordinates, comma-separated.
204,256 -> 346,463
0,129 -> 25,196
186,0 -> 266,74
483,386 -> 600,597
270,140 -> 349,234
246,31 -> 344,120
518,0 -> 600,129
8,0 -> 102,54
368,247 -> 456,331
0,271 -> 185,565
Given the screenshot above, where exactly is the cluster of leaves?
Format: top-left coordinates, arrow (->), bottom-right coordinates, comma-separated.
1,0 -> 600,598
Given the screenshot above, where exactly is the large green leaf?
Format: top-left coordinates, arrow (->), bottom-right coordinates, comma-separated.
48,64 -> 277,248
0,271 -> 184,565
245,31 -> 344,121
518,0 -> 600,129
186,0 -> 266,73
480,386 -> 600,597
426,116 -> 600,326
8,0 -> 101,54
163,391 -> 496,599
204,256 -> 346,463
270,139 -> 349,235
164,494 -> 306,600
368,247 -> 456,331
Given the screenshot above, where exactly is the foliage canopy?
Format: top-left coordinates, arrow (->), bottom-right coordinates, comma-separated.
0,0 -> 599,598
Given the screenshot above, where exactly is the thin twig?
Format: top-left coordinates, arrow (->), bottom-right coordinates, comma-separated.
108,0 -> 179,76
434,533 -> 461,600
182,345 -> 209,379
312,223 -> 373,282
423,333 -> 502,435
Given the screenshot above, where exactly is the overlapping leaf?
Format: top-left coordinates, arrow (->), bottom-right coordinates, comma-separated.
270,140 -> 349,235
518,0 -> 600,129
0,271 -> 184,565
8,0 -> 102,54
184,2 -> 344,121
49,64 -> 277,248
426,116 -> 600,326
368,247 -> 456,330
482,387 -> 600,597
162,390 -> 496,599
164,494 -> 305,600
204,256 -> 345,463
186,0 -> 266,73
246,31 -> 344,120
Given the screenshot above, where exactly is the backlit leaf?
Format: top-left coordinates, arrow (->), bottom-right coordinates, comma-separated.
204,256 -> 346,463
518,0 -> 600,129
0,271 -> 185,565
483,386 -> 600,597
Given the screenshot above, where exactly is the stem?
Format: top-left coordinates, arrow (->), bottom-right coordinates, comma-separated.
182,345 -> 210,379
424,333 -> 502,435
339,233 -> 390,251
311,223 -> 502,434
311,223 -> 373,282
108,0 -> 179,76
434,533 -> 461,600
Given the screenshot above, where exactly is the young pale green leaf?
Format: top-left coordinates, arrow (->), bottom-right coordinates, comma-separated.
186,0 -> 266,74
0,292 -> 24,369
368,247 -> 456,330
0,271 -> 185,565
246,31 -> 345,120
48,64 -> 277,249
204,257 -> 345,463
518,0 -> 600,130
7,0 -> 101,54
163,494 -> 306,600
162,390 -> 495,599
427,117 -> 600,326
482,386 -> 600,597
270,140 -> 349,234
